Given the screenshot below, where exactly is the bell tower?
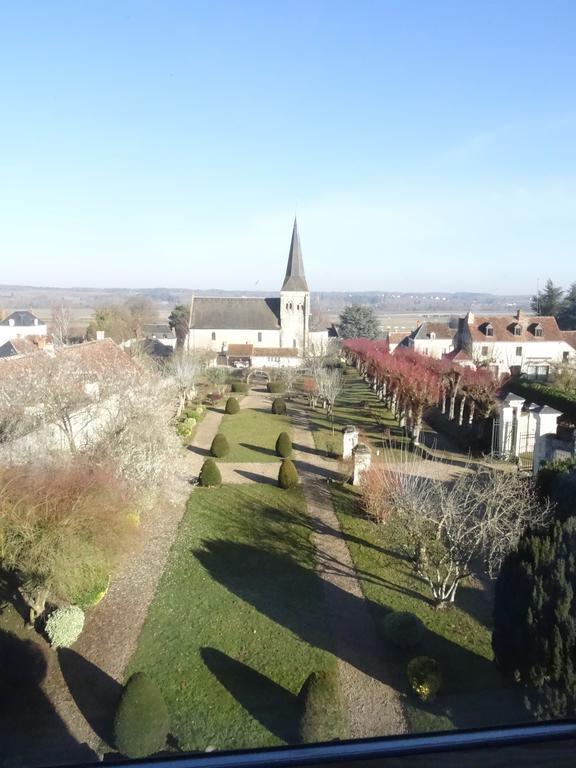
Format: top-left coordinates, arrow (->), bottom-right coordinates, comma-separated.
280,218 -> 309,352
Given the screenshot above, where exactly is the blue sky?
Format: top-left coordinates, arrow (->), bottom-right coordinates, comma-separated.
0,1 -> 574,292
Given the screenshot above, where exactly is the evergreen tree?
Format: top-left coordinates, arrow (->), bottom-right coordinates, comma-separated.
530,278 -> 564,317
338,304 -> 381,339
493,517 -> 576,719
558,282 -> 576,330
168,304 -> 190,350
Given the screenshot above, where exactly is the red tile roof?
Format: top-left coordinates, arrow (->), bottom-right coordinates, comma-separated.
467,314 -> 563,343
561,331 -> 576,351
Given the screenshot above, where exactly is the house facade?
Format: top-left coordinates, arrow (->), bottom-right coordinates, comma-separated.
0,310 -> 47,346
455,310 -> 574,378
185,220 -> 328,357
406,321 -> 456,359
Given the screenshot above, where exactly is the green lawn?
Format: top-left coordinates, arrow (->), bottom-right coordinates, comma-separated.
127,485 -> 337,751
217,407 -> 290,462
330,483 -> 526,732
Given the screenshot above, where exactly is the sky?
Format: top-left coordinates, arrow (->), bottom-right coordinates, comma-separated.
0,1 -> 575,293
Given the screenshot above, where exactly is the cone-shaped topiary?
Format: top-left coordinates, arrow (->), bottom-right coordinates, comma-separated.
114,672 -> 169,758
298,670 -> 345,743
278,459 -> 298,489
276,431 -> 292,458
271,397 -> 287,415
199,458 -> 222,488
225,397 -> 240,414
380,611 -> 425,651
210,433 -> 230,458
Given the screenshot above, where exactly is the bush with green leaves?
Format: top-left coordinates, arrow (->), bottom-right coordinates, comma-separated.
231,381 -> 248,393
267,381 -> 286,394
407,657 -> 441,702
72,572 -> 110,610
275,431 -> 292,458
225,397 -> 240,415
199,459 -> 222,488
278,459 -> 298,489
210,433 -> 230,458
298,670 -> 345,743
45,605 -> 85,648
114,672 -> 169,758
176,417 -> 196,438
271,397 -> 287,415
380,611 -> 425,651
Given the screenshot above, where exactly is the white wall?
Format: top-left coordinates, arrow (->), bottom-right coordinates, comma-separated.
187,328 -> 281,352
411,338 -> 454,359
0,323 -> 48,346
251,355 -> 301,368
472,340 -> 574,377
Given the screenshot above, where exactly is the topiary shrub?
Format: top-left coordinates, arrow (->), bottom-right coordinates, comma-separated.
199,459 -> 222,488
271,397 -> 287,415
298,670 -> 345,743
407,657 -> 442,702
275,431 -> 292,458
267,381 -> 286,394
45,606 -> 85,648
278,459 -> 298,489
231,381 -> 248,394
225,397 -> 240,415
380,611 -> 425,651
210,433 -> 230,458
114,672 -> 169,758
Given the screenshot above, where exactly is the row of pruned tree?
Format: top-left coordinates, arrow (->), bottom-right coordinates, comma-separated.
343,339 -> 499,444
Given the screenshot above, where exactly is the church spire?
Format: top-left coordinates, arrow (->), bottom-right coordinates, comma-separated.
281,218 -> 309,292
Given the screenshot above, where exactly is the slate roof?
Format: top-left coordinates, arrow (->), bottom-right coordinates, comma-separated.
281,218 -> 309,292
190,297 -> 281,330
467,314 -> 564,343
0,310 -> 44,326
411,322 -> 455,341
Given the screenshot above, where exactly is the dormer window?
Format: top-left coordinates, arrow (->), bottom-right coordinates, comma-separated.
428,332 -> 436,340
513,323 -> 522,336
485,323 -> 493,337
532,323 -> 543,337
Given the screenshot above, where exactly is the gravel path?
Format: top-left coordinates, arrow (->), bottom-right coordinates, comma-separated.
289,403 -> 407,739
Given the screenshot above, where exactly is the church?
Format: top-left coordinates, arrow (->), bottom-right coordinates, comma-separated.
185,220 -> 330,363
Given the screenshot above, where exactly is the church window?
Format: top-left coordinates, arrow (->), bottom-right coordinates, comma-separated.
290,303 -> 293,310
285,303 -> 289,309
258,332 -> 262,342
211,332 -> 216,341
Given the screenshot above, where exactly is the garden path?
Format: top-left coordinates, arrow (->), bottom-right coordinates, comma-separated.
41,407 -> 226,759
289,401 -> 408,740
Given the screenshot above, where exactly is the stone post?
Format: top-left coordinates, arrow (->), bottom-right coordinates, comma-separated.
532,405 -> 562,474
342,425 -> 359,460
352,443 -> 372,485
499,392 -> 525,458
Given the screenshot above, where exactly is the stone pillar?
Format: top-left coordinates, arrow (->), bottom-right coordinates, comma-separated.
352,443 -> 372,485
499,392 -> 525,458
342,425 -> 359,459
532,405 -> 562,474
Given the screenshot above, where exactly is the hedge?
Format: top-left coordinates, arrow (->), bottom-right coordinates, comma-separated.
272,397 -> 287,415
278,459 -> 298,489
199,459 -> 222,488
114,672 -> 169,758
231,381 -> 248,394
380,611 -> 425,651
210,433 -> 230,458
267,381 -> 286,394
225,397 -> 240,415
298,670 -> 345,743
506,378 -> 576,421
275,431 -> 292,458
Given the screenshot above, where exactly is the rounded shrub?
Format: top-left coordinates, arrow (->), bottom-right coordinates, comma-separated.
267,381 -> 286,394
380,611 -> 425,651
275,431 -> 292,458
278,459 -> 298,489
271,397 -> 287,415
199,459 -> 222,488
72,572 -> 111,610
45,605 -> 85,648
298,670 -> 345,743
225,397 -> 240,415
176,418 -> 196,438
407,656 -> 442,702
231,381 -> 248,394
114,672 -> 169,758
210,433 -> 230,458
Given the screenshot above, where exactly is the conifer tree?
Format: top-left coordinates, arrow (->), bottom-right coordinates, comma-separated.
530,278 -> 563,317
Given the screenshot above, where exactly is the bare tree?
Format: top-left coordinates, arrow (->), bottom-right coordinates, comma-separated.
361,455 -> 551,607
51,302 -> 72,345
165,352 -> 204,417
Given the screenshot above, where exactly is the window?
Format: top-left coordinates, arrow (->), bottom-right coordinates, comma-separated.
563,351 -> 569,361
514,324 -> 522,336
293,338 -> 297,347
485,324 -> 494,337
516,346 -> 523,357
481,346 -> 489,356
211,332 -> 216,341
534,325 -> 543,337
258,332 -> 262,342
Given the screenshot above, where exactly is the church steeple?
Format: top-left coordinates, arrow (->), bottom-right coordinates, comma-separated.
281,218 -> 309,292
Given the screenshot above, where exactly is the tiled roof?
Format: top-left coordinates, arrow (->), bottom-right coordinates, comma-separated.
227,344 -> 254,356
252,347 -> 299,357
444,348 -> 473,361
467,314 -> 564,343
0,310 -> 45,326
561,331 -> 576,351
0,337 -> 41,358
411,322 -> 455,341
0,338 -> 136,375
190,297 -> 281,330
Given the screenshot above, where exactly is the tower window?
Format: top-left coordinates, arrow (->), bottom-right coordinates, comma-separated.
211,332 -> 216,341
285,303 -> 289,310
290,303 -> 293,310
293,339 -> 297,348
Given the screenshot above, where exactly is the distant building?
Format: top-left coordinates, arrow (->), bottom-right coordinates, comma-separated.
0,310 -> 47,346
406,321 -> 456,359
186,220 -> 329,357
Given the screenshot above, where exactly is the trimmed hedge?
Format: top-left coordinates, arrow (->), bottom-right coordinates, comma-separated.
276,431 -> 292,458
114,672 -> 169,758
407,657 -> 442,702
298,670 -> 345,743
278,459 -> 298,489
199,459 -> 222,488
507,378 -> 576,421
380,611 -> 425,651
272,397 -> 287,415
225,397 -> 240,415
267,381 -> 286,394
210,433 -> 230,458
230,381 -> 248,394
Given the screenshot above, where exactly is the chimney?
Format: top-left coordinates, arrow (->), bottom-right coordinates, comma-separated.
466,311 -> 474,325
516,309 -> 523,321
96,330 -> 105,341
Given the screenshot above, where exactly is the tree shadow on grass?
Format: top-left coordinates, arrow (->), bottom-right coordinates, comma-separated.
201,648 -> 298,744
235,469 -> 278,486
0,630 -> 97,766
0,570 -> 32,625
239,443 -> 277,457
187,445 -> 211,458
59,648 -> 123,747
195,540 -> 521,730
455,583 -> 493,629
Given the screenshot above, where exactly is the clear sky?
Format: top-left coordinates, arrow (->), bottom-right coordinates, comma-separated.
0,1 -> 574,293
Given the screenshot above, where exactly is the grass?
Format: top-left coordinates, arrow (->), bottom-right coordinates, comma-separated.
127,485 -> 337,751
330,482 -> 526,732
217,407 -> 290,462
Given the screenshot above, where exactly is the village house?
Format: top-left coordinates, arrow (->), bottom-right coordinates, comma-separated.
185,220 -> 330,358
454,310 -> 575,378
405,320 -> 456,359
0,310 -> 47,346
